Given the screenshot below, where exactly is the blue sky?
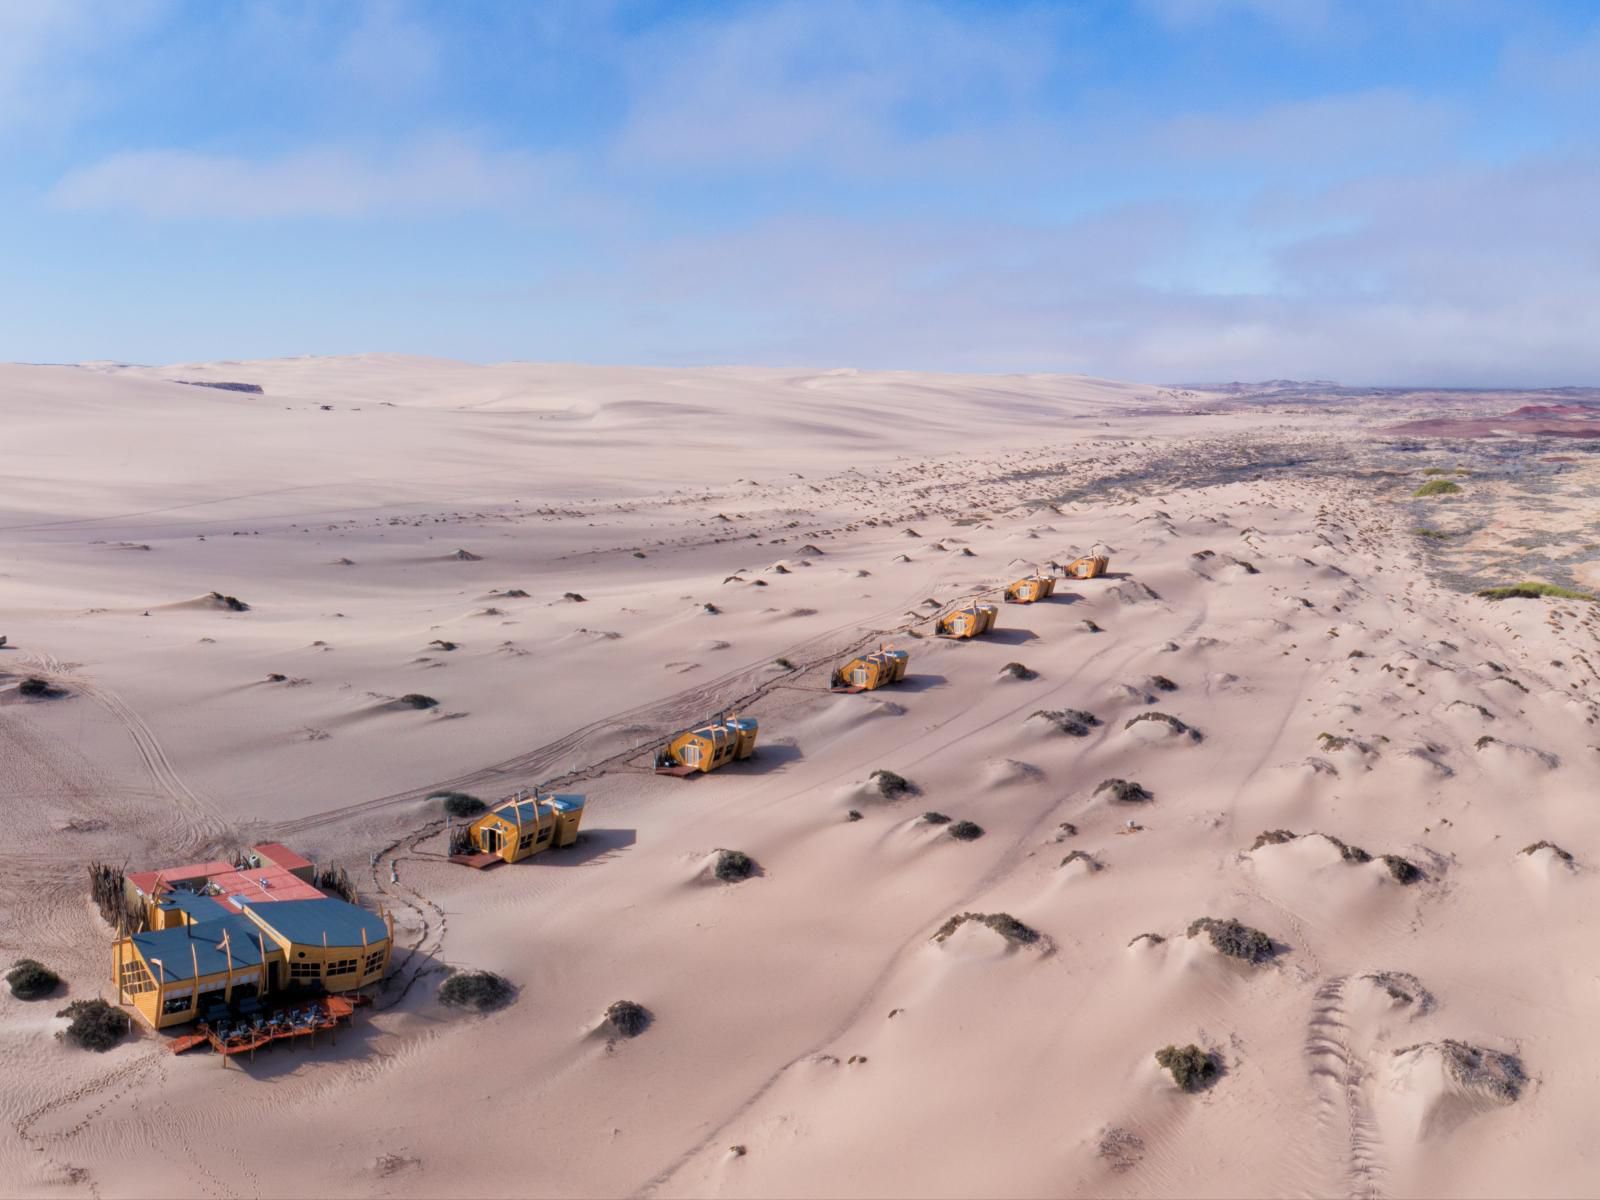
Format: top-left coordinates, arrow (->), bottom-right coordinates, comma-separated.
3,0 -> 1599,383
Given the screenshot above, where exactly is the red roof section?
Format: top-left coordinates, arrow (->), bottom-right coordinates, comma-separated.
204,864 -> 324,907
252,843 -> 313,872
127,860 -> 233,897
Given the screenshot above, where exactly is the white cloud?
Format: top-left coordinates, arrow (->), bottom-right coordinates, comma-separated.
336,0 -> 439,97
614,0 -> 1057,172
50,135 -> 566,219
0,0 -> 164,136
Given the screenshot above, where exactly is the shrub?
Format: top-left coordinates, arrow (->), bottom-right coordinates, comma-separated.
846,810 -> 863,822
999,662 -> 1037,680
1095,778 -> 1151,803
18,677 -> 52,697
1060,850 -> 1098,870
398,693 -> 438,709
562,592 -> 587,603
1147,675 -> 1177,692
932,911 -> 1039,946
1521,840 -> 1574,863
775,657 -> 795,670
56,999 -> 129,1051
1250,829 -> 1297,850
868,769 -> 915,799
947,821 -> 984,841
1413,480 -> 1461,497
1031,708 -> 1098,736
1476,581 -> 1596,602
1124,711 -> 1200,741
606,1000 -> 651,1038
1313,833 -> 1371,864
7,958 -> 60,1000
208,590 -> 249,611
713,849 -> 755,882
435,791 -> 486,818
1081,619 -> 1103,633
1156,1044 -> 1219,1092
1187,917 -> 1274,963
1382,854 -> 1422,884
439,970 -> 515,1012
921,811 -> 951,825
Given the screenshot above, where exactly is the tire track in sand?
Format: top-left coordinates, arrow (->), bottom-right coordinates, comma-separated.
1304,975 -> 1385,1199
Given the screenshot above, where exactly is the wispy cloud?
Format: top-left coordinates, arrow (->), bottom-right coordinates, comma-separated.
50,135 -> 566,219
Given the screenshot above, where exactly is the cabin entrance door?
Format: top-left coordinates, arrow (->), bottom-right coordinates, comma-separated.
482,827 -> 501,853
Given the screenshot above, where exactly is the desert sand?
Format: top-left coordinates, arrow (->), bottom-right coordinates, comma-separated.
3,357 -> 1598,1198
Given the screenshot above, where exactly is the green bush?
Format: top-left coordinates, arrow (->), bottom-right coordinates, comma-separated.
1187,917 -> 1274,963
933,912 -> 1039,946
1413,480 -> 1462,497
1095,778 -> 1151,803
1250,829 -> 1296,850
606,1000 -> 651,1038
435,791 -> 486,818
1156,1044 -> 1218,1091
7,958 -> 60,1000
868,769 -> 916,799
439,970 -> 515,1012
56,999 -> 129,1051
947,821 -> 984,841
1476,581 -> 1596,602
713,849 -> 755,882
1382,854 -> 1422,884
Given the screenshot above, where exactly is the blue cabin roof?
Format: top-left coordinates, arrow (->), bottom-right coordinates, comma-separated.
131,914 -> 271,982
241,897 -> 389,950
159,892 -> 231,924
489,791 -> 583,825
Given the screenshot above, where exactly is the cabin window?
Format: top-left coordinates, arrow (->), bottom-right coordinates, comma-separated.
363,950 -> 386,976
536,826 -> 552,842
290,961 -> 323,980
162,994 -> 193,1015
518,833 -> 534,849
682,742 -> 700,764
326,958 -> 359,977
120,959 -> 156,995
852,667 -> 868,685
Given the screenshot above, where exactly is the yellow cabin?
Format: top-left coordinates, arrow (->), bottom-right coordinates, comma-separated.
111,894 -> 392,1031
1005,576 -> 1058,604
832,646 -> 910,692
936,602 -> 999,639
1065,554 -> 1110,579
656,713 -> 759,775
466,792 -> 586,864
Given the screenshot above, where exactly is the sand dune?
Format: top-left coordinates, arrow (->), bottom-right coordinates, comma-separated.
2,358 -> 1598,1198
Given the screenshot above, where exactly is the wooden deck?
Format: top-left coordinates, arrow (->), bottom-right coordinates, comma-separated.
448,851 -> 504,869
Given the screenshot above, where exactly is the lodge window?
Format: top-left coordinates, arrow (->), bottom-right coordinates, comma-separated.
290,961 -> 323,980
120,960 -> 156,995
518,833 -> 534,849
162,994 -> 193,1015
363,950 -> 386,976
326,958 -> 359,977
536,826 -> 552,842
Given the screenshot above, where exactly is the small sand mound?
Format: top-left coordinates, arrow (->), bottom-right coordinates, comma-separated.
1186,917 -> 1275,964
1110,581 -> 1161,604
1388,1040 -> 1526,1139
1123,711 -> 1201,743
1027,708 -> 1098,736
1096,778 -> 1151,803
931,911 -> 1040,947
984,757 -> 1042,786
